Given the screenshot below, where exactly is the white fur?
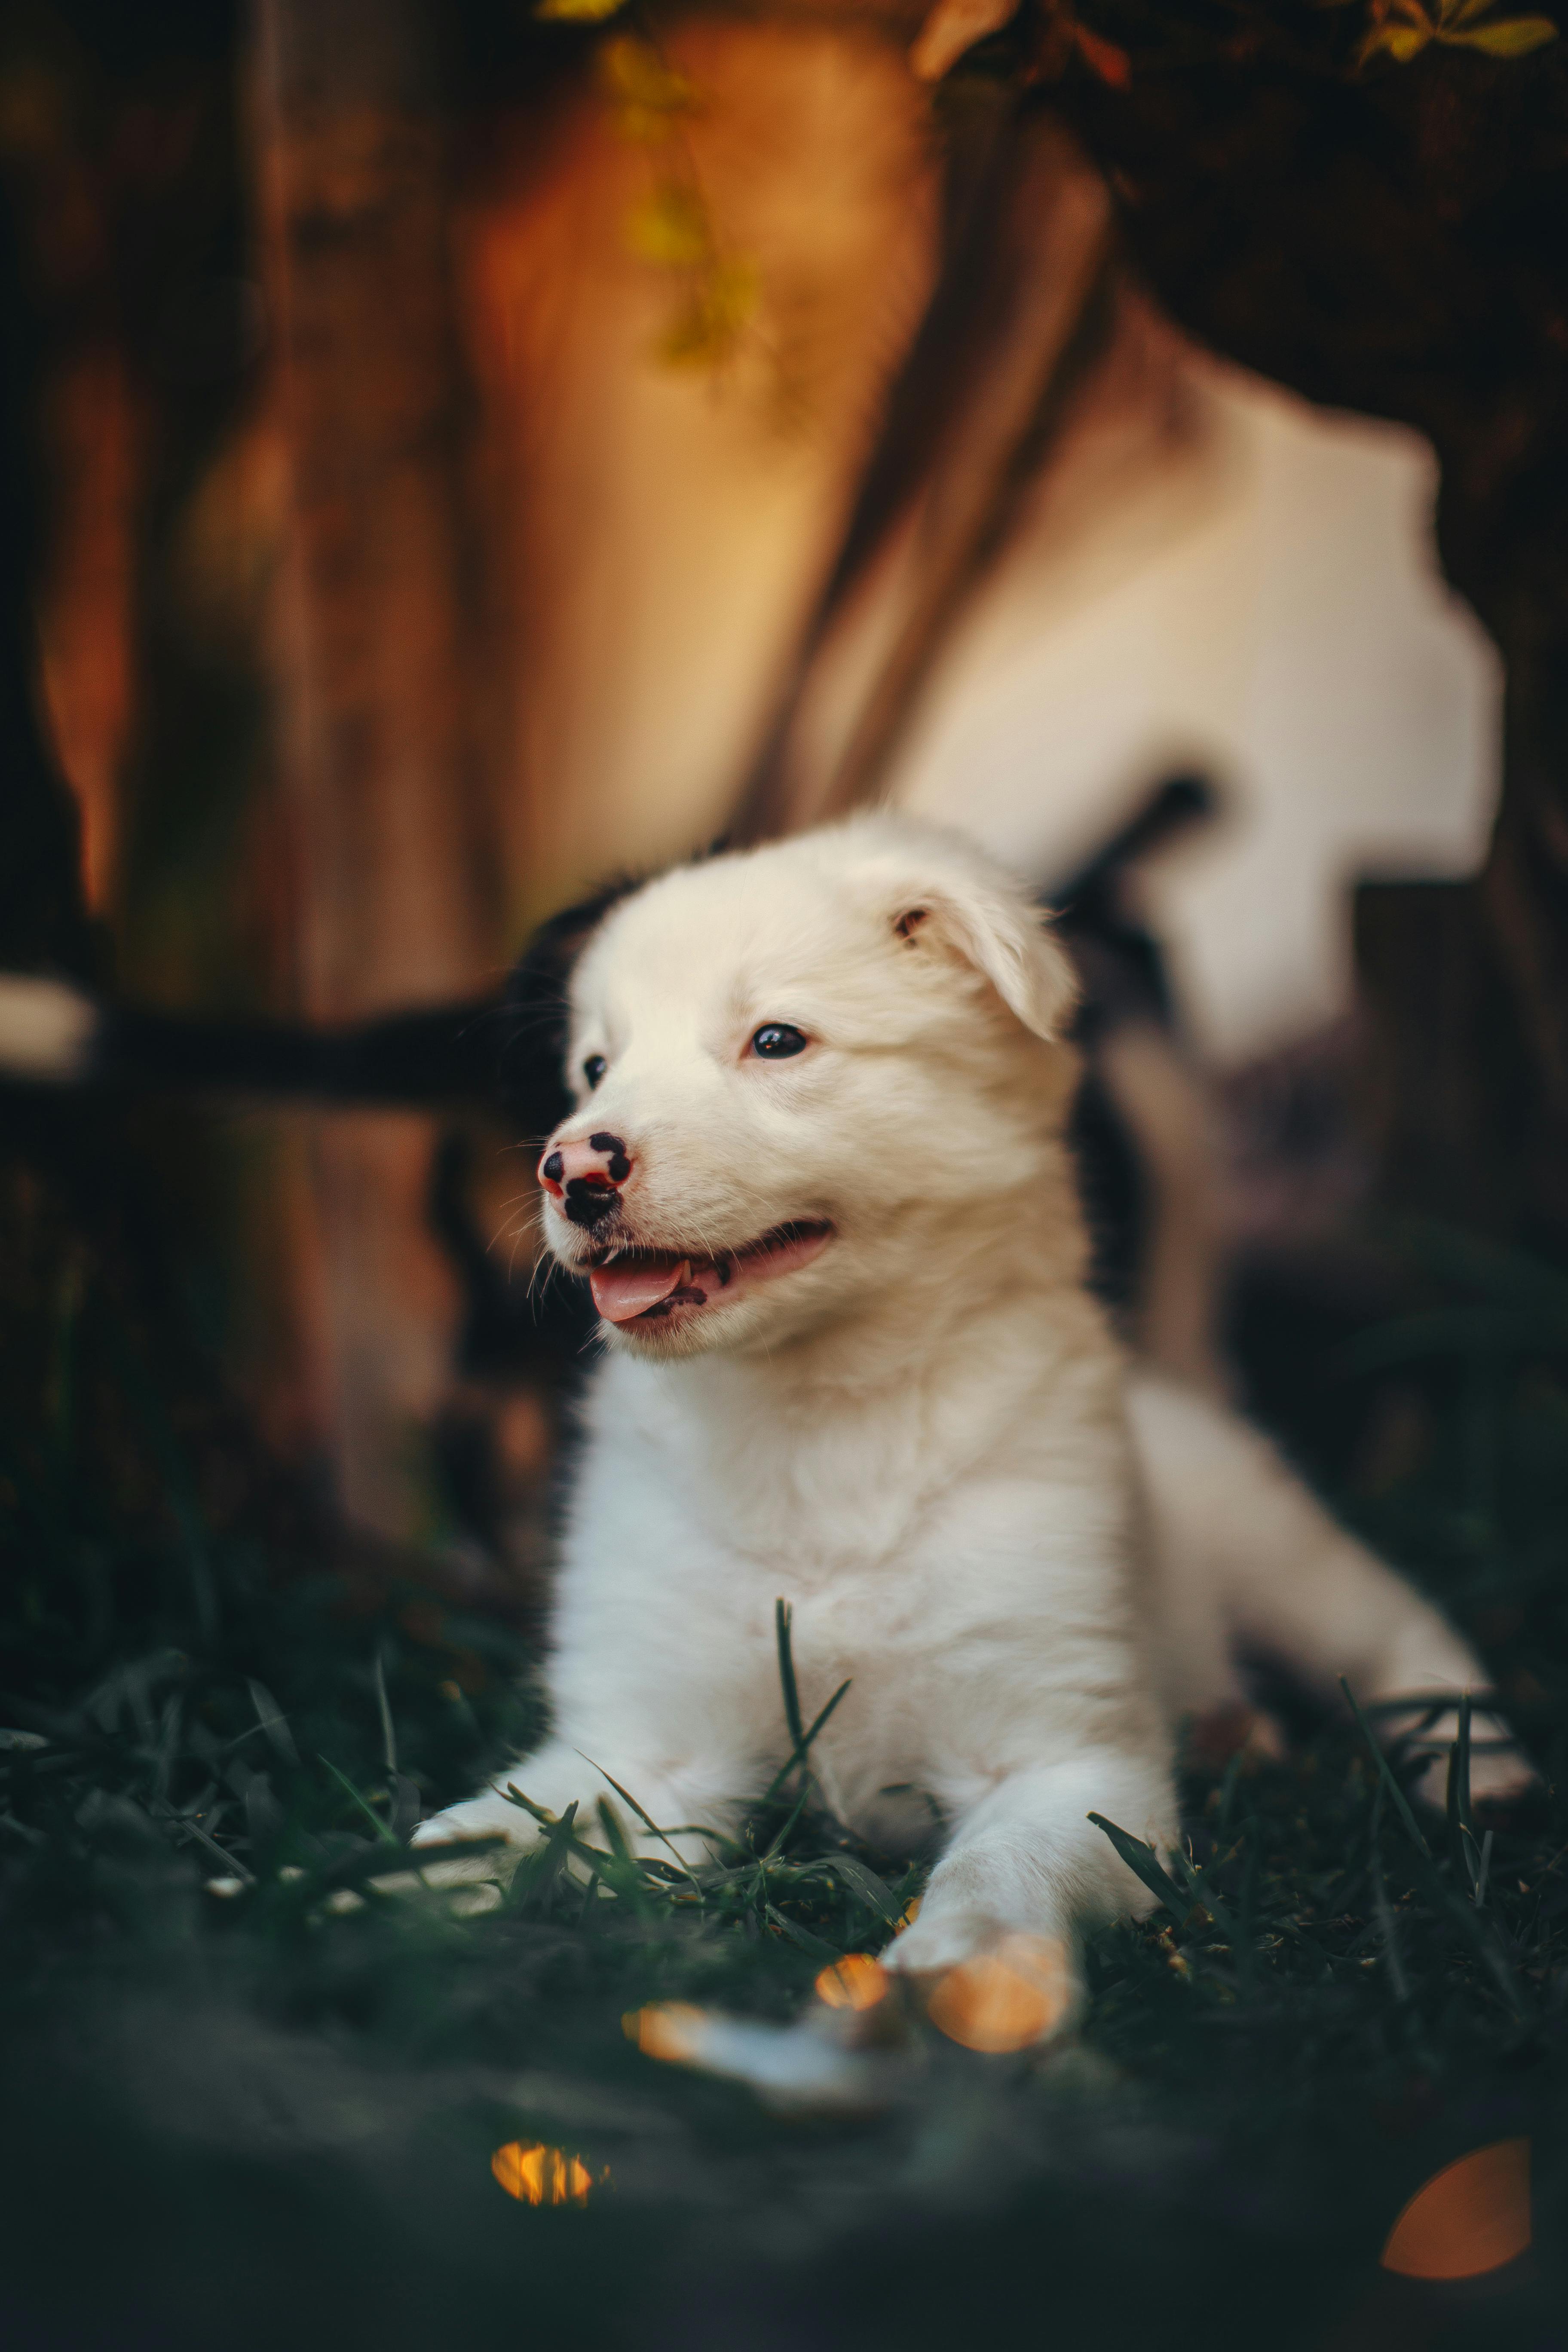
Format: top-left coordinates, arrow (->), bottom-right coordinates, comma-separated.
418,816 -> 1522,2014
1129,1371 -> 1523,1807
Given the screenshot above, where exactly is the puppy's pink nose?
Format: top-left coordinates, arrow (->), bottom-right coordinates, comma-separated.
539,1130 -> 633,1228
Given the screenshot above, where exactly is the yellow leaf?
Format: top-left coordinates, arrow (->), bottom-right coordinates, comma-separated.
626,185 -> 710,268
657,259 -> 758,369
598,35 -> 695,116
1442,12 -> 1558,47
1359,18 -> 1433,57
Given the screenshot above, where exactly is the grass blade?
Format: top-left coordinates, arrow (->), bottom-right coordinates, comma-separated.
765,1903 -> 840,1962
1446,1690 -> 1482,1896
1344,1685 -> 1531,2023
1089,1812 -> 1206,1932
760,1678 -> 853,1805
577,1751 -> 705,1889
151,1797 -> 253,1883
775,1598 -> 805,1750
1341,1678 -> 1432,1860
246,1678 -> 298,1767
319,1754 -> 398,1845
826,1853 -> 903,1928
372,1645 -> 397,1779
507,1801 -> 582,1912
1368,1780 -> 1411,2006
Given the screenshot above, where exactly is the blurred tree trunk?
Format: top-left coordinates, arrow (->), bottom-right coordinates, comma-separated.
254,0 -> 503,1535
0,316 -> 96,977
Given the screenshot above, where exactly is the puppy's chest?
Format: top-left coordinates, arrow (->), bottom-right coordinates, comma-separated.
720,1479 -> 930,1585
587,1367 -> 1118,1611
579,1357 -> 1124,1670
603,1381 -> 955,1574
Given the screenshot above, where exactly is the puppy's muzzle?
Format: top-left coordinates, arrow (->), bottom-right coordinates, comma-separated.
539,1131 -> 632,1229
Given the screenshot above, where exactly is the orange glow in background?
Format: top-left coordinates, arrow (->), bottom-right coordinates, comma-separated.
1380,2138 -> 1531,2279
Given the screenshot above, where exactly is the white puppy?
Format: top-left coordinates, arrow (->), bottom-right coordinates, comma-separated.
419,817 -> 1522,2018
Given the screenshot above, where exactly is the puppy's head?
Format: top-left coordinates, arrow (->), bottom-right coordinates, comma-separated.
533,816 -> 1079,1357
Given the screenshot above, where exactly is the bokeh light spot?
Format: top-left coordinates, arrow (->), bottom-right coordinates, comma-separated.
925,1934 -> 1071,2053
623,2000 -> 706,2062
1381,2139 -> 1531,2278
490,2141 -> 595,2205
815,1953 -> 889,2011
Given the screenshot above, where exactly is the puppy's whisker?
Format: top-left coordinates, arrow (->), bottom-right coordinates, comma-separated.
521,1238 -> 555,1298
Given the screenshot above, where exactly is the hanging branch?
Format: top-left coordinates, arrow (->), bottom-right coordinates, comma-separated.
814,220 -> 1119,821
729,101 -> 1118,844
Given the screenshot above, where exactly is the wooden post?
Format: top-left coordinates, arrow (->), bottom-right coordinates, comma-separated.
253,0 -> 503,1534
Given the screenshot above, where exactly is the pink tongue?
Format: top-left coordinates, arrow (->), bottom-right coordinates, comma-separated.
589,1255 -> 690,1325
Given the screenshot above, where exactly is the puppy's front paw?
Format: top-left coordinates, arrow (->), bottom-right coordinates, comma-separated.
885,1918 -> 1081,2051
409,1788 -> 535,1885
1464,1743 -> 1540,1808
1373,1698 -> 1541,1812
1409,1733 -> 1539,1812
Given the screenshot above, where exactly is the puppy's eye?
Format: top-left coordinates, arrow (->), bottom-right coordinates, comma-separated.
582,1054 -> 608,1090
749,1024 -> 808,1060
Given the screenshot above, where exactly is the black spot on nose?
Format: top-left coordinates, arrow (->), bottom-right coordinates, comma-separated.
565,1178 -> 619,1228
590,1130 -> 631,1182
542,1151 -> 564,1182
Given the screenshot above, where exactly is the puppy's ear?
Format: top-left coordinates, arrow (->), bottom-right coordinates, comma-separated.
886,869 -> 1078,1042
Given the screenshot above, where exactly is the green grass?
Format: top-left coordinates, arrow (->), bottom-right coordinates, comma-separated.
3,1220 -> 1567,2351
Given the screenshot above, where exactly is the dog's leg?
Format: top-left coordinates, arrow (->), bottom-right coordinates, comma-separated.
412,1735 -> 746,1880
882,1747 -> 1174,2035
1128,1370 -> 1534,1804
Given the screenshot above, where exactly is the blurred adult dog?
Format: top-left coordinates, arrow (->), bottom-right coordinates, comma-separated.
418,816 -> 1525,2024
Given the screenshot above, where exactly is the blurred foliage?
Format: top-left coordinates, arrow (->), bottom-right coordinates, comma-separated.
1358,0 -> 1558,67
3,1213 -> 1568,2348
531,0 -> 1560,86
1003,0 -> 1561,83
1006,0 -> 1568,78
600,34 -> 761,371
588,0 -> 1560,396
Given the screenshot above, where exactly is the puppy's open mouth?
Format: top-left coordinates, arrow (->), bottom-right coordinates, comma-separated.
585,1220 -> 833,1327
